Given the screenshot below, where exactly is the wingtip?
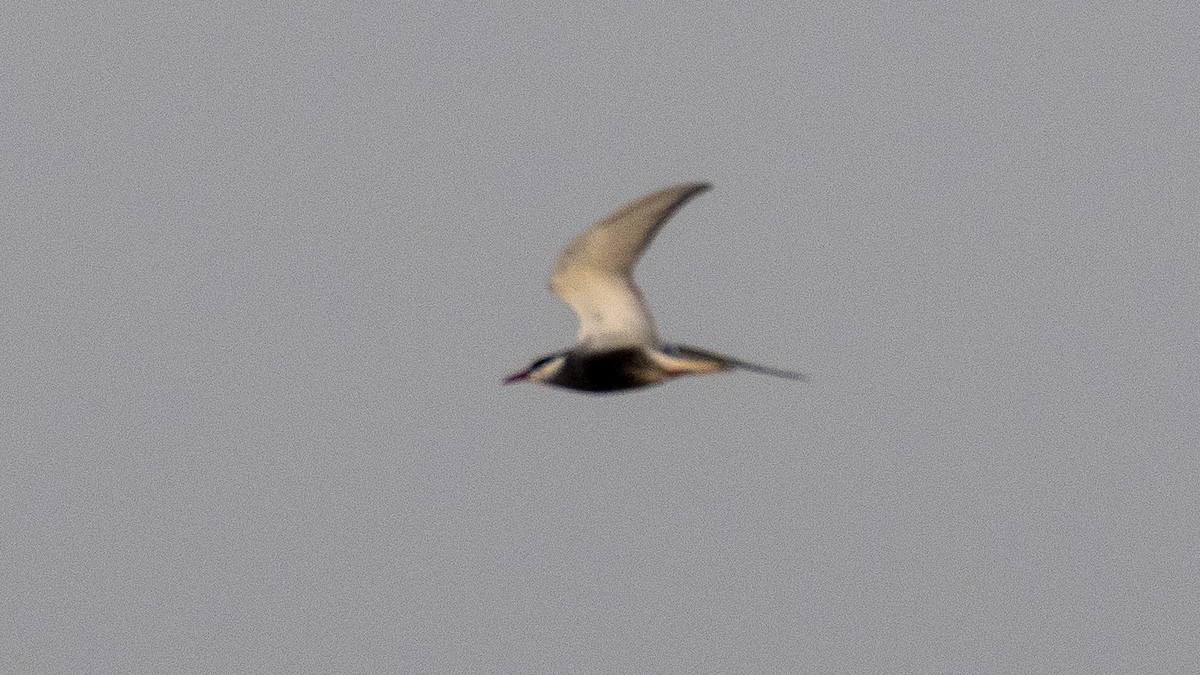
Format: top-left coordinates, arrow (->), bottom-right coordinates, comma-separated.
666,181 -> 713,206
659,181 -> 711,195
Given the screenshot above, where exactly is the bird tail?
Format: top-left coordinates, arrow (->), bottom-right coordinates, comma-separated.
727,358 -> 808,381
667,345 -> 807,381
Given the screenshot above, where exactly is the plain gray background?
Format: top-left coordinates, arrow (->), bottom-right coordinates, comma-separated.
4,3 -> 1198,673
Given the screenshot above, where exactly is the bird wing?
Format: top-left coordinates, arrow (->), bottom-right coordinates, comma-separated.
549,183 -> 711,349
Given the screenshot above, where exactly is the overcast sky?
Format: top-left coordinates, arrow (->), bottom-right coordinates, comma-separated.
5,3 -> 1199,673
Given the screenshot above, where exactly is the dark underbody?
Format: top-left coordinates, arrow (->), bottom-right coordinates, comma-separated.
549,347 -> 660,393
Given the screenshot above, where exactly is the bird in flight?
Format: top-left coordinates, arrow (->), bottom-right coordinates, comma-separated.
505,182 -> 806,393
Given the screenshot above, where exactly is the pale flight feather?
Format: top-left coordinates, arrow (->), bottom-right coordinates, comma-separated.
549,183 -> 711,349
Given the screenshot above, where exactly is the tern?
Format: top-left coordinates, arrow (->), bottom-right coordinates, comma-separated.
505,182 -> 806,393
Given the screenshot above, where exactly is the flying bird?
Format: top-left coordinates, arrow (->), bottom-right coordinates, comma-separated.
505,182 -> 805,393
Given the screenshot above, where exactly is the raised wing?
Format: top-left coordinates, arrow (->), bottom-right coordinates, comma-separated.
549,183 -> 711,349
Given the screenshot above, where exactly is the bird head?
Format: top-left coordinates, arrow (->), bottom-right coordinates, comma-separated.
503,353 -> 565,385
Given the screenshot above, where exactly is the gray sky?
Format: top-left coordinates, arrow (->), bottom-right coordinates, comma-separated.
5,3 -> 1199,673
